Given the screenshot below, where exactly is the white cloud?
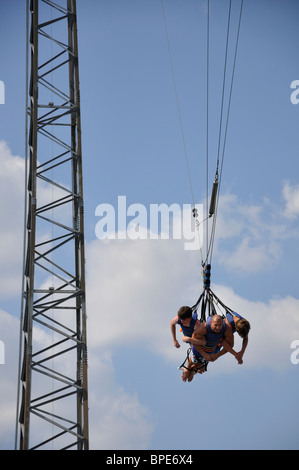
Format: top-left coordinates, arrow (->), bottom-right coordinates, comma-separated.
213,191 -> 297,273
206,285 -> 299,373
0,309 -> 20,449
282,180 -> 299,219
0,140 -> 155,449
88,353 -> 154,450
220,236 -> 280,272
0,231 -> 298,449
0,140 -> 75,299
1,139 -> 299,449
86,233 -> 299,374
0,305 -> 154,450
0,141 -> 25,297
86,236 -> 199,354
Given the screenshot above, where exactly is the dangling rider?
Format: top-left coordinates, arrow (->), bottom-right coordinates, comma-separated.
181,314 -> 233,382
170,306 -> 200,349
209,311 -> 251,364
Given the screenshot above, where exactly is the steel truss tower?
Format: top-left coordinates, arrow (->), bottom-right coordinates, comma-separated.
16,0 -> 89,450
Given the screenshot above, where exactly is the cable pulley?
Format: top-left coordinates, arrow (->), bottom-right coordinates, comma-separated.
209,173 -> 218,217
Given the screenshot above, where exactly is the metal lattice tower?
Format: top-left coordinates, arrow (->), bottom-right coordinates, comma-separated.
16,0 -> 89,450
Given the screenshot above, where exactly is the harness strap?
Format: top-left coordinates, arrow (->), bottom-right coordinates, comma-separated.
177,348 -> 208,374
177,347 -> 192,371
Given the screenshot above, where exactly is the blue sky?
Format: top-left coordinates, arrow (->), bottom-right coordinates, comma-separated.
0,0 -> 299,450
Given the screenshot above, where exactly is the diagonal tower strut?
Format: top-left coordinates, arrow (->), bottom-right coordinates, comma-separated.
16,0 -> 89,450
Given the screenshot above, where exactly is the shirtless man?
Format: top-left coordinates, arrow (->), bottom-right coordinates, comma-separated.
181,315 -> 234,382
209,312 -> 250,364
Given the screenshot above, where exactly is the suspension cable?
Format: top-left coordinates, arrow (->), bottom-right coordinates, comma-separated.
216,0 -> 232,175
207,0 -> 244,267
206,0 -> 210,257
160,0 -> 244,274
203,0 -> 233,267
161,0 -> 204,266
160,0 -> 196,208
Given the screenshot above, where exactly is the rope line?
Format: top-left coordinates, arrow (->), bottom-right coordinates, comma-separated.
161,0 -> 244,273
160,0 -> 196,208
162,1 -> 245,377
161,0 -> 204,266
206,0 -> 210,257
207,0 -> 244,267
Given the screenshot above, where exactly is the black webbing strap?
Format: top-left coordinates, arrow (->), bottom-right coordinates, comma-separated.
178,348 -> 208,374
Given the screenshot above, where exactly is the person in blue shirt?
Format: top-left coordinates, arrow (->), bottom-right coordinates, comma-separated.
170,306 -> 200,349
181,314 -> 234,382
209,311 -> 250,364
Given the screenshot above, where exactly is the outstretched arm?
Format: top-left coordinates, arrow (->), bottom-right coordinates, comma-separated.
170,316 -> 180,348
221,327 -> 244,364
235,336 -> 249,362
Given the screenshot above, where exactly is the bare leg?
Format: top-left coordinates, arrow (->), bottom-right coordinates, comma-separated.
181,358 -> 207,382
209,346 -> 228,362
181,358 -> 195,382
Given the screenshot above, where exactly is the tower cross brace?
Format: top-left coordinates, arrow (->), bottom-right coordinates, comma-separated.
16,0 -> 89,450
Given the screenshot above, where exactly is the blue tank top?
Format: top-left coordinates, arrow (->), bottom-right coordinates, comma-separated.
202,316 -> 226,352
226,312 -> 243,333
178,312 -> 198,337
